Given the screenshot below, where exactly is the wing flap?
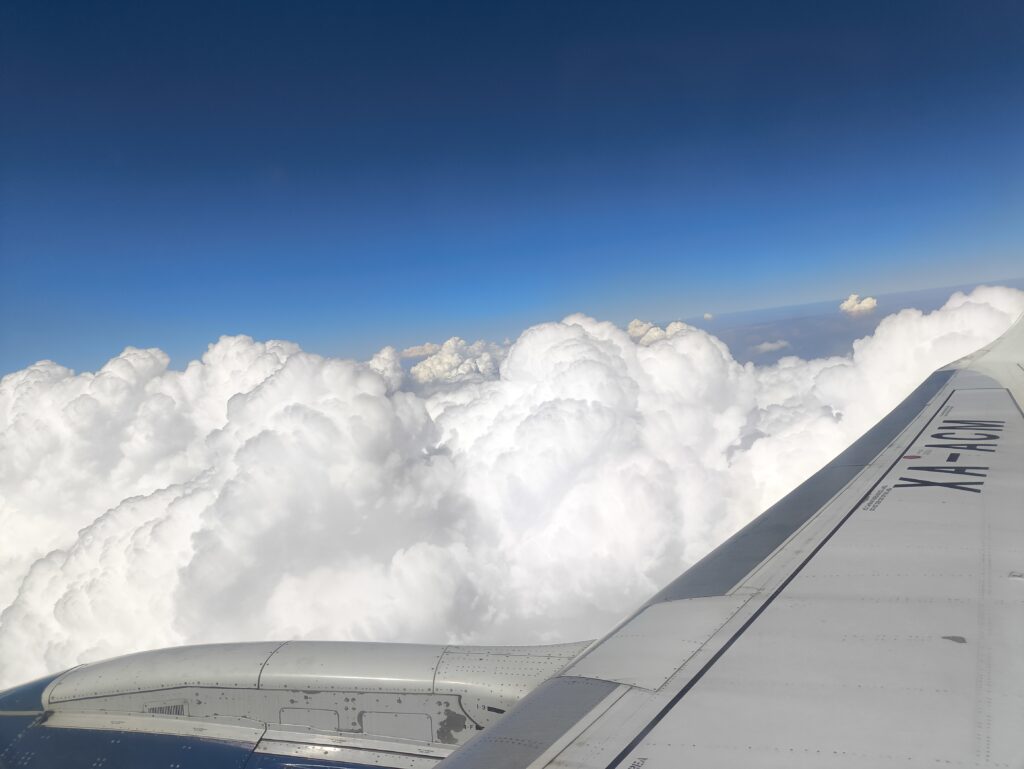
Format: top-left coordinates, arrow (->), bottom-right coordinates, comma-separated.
564,596 -> 746,690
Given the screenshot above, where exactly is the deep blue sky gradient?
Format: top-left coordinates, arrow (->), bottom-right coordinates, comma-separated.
2,1 -> 1022,373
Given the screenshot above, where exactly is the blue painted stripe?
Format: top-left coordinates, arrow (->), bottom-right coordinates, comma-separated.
0,673 -> 63,713
0,714 -> 38,764
0,722 -> 411,769
0,723 -> 255,769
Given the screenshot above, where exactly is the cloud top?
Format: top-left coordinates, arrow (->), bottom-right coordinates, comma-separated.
753,339 -> 790,354
839,292 -> 878,316
400,342 -> 442,359
1,285 -> 1022,686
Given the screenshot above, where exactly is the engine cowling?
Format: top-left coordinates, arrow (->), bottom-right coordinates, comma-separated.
0,639 -> 592,767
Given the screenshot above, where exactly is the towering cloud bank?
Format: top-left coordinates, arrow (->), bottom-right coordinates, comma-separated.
1,286 -> 1022,686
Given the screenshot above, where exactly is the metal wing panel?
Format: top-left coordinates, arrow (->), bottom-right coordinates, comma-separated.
439,315 -> 1024,769
595,385 -> 1024,769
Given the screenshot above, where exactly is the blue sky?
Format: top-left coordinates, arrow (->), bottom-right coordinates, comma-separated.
2,1 -> 1022,374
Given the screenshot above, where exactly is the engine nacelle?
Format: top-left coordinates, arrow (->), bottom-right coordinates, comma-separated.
0,639 -> 591,767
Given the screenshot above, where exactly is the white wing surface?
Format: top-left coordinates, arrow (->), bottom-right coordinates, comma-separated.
440,316 -> 1024,769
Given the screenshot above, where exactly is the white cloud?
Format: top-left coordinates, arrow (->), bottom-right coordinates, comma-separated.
1,285 -> 1022,685
400,342 -> 441,359
753,339 -> 790,354
703,312 -> 714,321
627,319 -> 690,346
408,337 -> 506,390
839,292 -> 878,316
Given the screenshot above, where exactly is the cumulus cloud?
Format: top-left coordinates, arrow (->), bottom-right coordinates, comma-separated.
400,342 -> 442,359
703,312 -> 714,321
408,338 -> 507,390
839,292 -> 878,316
752,339 -> 791,354
1,286 -> 1022,686
627,319 -> 691,346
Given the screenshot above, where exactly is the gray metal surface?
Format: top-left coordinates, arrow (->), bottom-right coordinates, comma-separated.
599,385 -> 1024,768
434,643 -> 595,724
436,676 -> 620,769
563,596 -> 745,690
45,642 -> 282,702
259,641 -> 443,694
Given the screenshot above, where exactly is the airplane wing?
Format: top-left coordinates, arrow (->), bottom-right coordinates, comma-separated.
438,314 -> 1024,769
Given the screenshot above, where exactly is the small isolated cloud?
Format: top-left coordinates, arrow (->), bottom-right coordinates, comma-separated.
753,339 -> 790,354
627,319 -> 691,346
839,293 -> 878,316
400,342 -> 442,359
703,312 -> 714,321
